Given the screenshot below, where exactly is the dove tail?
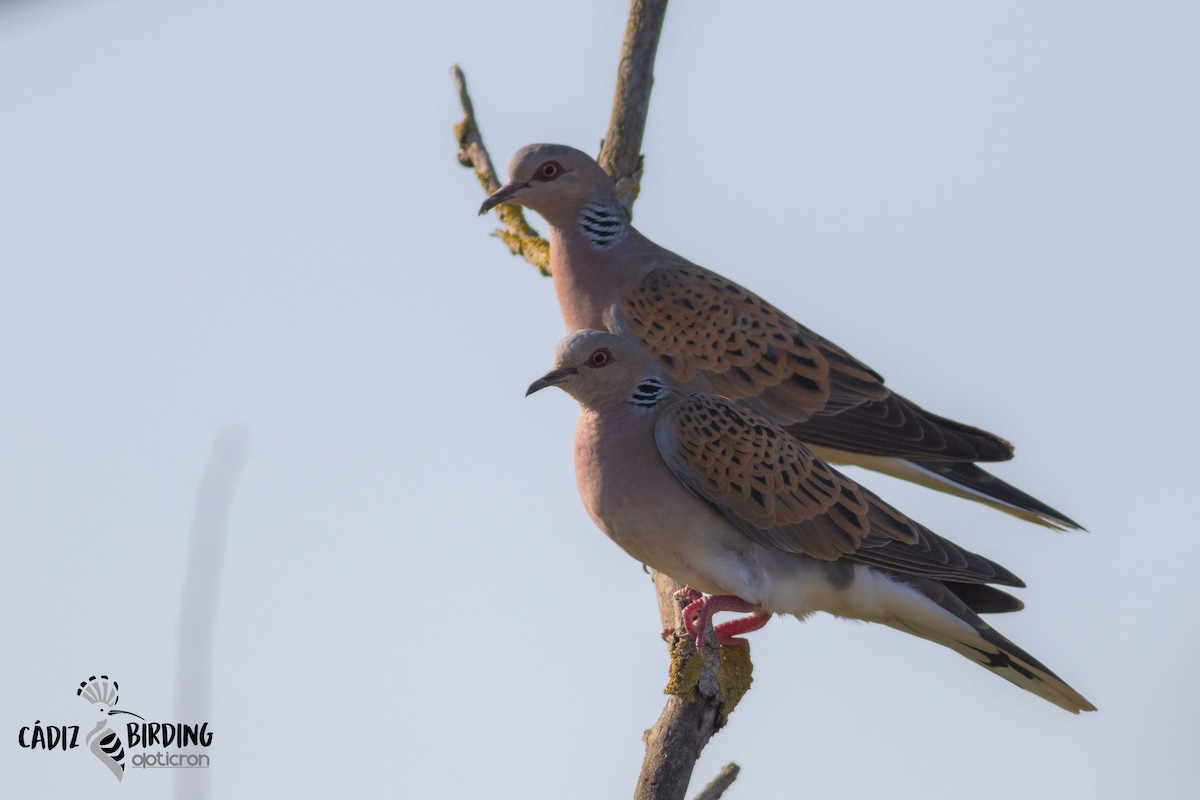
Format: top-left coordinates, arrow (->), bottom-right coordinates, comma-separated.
885,577 -> 1096,714
906,460 -> 1083,531
808,451 -> 1082,531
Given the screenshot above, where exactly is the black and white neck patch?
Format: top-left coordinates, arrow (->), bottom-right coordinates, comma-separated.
628,378 -> 667,409
578,201 -> 627,250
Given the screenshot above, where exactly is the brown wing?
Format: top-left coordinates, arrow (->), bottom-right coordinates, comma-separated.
654,393 -> 1023,586
616,264 -> 887,419
616,264 -> 1013,462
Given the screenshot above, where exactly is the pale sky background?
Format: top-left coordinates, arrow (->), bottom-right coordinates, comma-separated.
2,1 -> 1198,798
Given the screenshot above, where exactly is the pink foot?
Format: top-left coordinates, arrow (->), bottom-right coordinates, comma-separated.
672,586 -> 703,603
713,609 -> 772,648
663,587 -> 706,640
679,594 -> 768,649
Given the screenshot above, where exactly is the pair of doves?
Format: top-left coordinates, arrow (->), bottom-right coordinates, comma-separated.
481,144 -> 1093,713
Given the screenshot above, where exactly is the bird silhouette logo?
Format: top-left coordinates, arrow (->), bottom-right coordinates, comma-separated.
76,675 -> 145,782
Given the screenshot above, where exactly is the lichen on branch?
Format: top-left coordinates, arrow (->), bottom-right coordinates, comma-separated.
452,64 -> 551,276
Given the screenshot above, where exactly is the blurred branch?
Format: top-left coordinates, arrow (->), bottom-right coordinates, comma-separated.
176,425 -> 249,800
451,65 -> 550,275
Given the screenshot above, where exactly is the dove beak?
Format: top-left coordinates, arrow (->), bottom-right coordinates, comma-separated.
479,180 -> 529,215
526,367 -> 577,396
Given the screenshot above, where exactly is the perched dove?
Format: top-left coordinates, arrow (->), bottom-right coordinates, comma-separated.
527,329 -> 1094,713
483,144 -> 1079,529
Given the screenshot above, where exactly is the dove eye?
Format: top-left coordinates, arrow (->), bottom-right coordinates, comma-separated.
534,161 -> 562,181
587,348 -> 612,367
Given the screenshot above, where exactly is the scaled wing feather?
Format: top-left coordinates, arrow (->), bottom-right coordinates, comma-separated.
618,263 -> 1013,462
654,394 -> 1023,586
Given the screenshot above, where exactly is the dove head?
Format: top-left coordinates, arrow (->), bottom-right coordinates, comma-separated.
479,144 -> 619,223
526,330 -> 669,410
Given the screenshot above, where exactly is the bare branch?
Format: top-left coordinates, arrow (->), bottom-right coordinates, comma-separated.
453,3 -> 748,796
635,574 -> 753,800
596,3 -> 752,784
451,64 -> 550,275
597,0 -> 670,218
690,763 -> 741,800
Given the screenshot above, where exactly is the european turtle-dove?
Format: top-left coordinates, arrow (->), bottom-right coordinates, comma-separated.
527,329 -> 1094,713
485,144 -> 1078,529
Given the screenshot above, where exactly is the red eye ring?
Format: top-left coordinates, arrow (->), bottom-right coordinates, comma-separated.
588,349 -> 611,367
533,161 -> 563,182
